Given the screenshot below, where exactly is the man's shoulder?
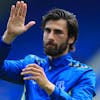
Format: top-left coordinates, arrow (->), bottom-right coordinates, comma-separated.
24,54 -> 40,59
67,58 -> 96,80
67,58 -> 93,72
23,54 -> 46,66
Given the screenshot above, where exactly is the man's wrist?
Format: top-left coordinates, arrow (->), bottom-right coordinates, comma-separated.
44,82 -> 55,95
2,30 -> 17,44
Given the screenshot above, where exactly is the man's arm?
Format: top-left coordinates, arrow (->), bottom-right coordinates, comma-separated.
0,1 -> 35,64
0,1 -> 35,83
49,69 -> 96,100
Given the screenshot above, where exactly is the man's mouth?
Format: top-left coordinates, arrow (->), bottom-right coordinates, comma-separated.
46,44 -> 55,48
46,43 -> 57,49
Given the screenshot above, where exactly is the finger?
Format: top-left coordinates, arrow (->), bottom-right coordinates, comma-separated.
18,1 -> 25,16
22,67 -> 39,72
15,1 -> 21,16
23,76 -> 37,80
22,67 -> 43,75
10,5 -> 15,17
21,70 -> 40,76
24,21 -> 36,31
23,63 -> 43,71
21,3 -> 27,17
31,64 -> 44,71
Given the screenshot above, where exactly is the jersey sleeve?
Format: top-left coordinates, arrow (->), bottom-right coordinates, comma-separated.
0,39 -> 44,84
0,39 -> 24,84
50,68 -> 96,100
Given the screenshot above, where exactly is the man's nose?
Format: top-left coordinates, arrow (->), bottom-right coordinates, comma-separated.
48,31 -> 55,40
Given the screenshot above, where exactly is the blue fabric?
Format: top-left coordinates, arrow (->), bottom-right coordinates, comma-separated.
0,40 -> 96,100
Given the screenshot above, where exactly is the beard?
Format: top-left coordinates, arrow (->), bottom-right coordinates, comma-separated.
44,40 -> 68,57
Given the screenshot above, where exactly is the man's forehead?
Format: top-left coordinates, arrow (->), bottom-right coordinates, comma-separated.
45,19 -> 67,30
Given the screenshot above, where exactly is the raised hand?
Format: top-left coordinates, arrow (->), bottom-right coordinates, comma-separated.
2,1 -> 35,44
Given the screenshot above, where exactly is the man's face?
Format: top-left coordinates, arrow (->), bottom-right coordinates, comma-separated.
43,19 -> 69,57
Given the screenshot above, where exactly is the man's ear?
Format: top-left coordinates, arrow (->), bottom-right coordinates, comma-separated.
68,36 -> 75,44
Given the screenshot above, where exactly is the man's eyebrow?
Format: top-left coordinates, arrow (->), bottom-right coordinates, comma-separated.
54,29 -> 62,31
44,27 -> 50,29
44,27 -> 63,32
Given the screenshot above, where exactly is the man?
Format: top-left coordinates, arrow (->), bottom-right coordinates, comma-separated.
0,1 -> 96,100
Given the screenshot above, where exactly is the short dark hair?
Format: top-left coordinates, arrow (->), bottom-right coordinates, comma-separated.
42,8 -> 78,51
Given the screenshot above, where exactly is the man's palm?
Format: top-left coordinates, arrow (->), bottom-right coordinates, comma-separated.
7,1 -> 35,36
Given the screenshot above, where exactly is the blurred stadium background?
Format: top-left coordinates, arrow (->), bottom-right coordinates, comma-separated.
0,0 -> 100,100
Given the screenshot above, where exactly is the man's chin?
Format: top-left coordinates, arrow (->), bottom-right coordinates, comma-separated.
45,49 -> 60,57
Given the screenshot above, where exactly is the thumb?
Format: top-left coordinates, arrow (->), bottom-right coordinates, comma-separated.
25,21 -> 36,31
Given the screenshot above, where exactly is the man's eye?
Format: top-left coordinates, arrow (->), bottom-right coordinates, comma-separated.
55,30 -> 63,34
44,28 -> 51,33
